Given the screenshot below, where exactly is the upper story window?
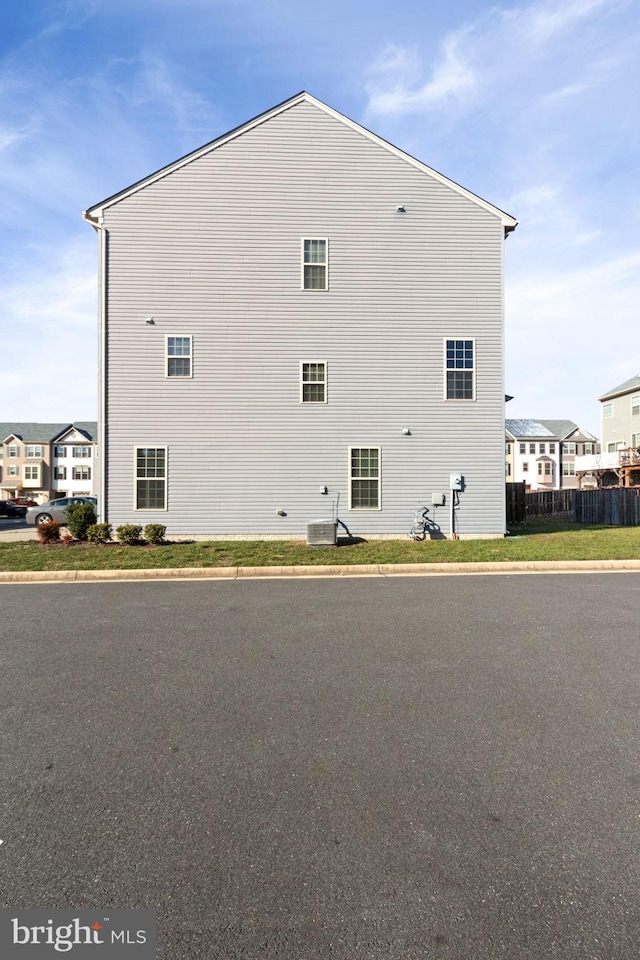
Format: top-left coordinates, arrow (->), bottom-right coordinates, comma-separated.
72,466 -> 91,481
24,464 -> 39,480
529,443 -> 536,454
562,442 -> 576,455
632,395 -> 639,416
72,446 -> 91,458
505,443 -> 511,455
55,446 -> 67,458
444,339 -> 475,400
519,443 -> 525,454
300,362 -> 327,403
167,336 -> 192,377
302,239 -> 328,290
539,443 -> 546,454
583,442 -> 594,454
7,445 -> 19,457
602,402 -> 613,418
549,443 -> 555,453
25,445 -> 44,458
54,466 -> 67,480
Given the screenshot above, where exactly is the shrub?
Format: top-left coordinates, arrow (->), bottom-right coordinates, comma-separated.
116,524 -> 143,545
65,502 -> 97,541
87,522 -> 113,544
36,520 -> 61,544
144,523 -> 166,545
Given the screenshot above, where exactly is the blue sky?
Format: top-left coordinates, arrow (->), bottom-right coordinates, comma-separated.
1,0 -> 638,437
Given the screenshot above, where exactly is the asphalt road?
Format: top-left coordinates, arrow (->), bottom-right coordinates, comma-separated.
1,574 -> 639,959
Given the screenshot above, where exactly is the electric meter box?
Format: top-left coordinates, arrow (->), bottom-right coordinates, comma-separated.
449,473 -> 463,490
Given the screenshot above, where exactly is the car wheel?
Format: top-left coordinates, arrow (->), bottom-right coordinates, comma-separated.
36,513 -> 53,525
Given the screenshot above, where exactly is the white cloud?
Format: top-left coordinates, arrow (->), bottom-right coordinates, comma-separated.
0,239 -> 97,420
365,30 -> 476,116
504,0 -> 621,46
363,0 -> 626,120
506,250 -> 640,431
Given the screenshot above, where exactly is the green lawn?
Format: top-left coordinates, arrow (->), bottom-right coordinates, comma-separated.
1,521 -> 639,572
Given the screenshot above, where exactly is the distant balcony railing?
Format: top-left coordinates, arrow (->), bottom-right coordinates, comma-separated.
575,448 -> 640,472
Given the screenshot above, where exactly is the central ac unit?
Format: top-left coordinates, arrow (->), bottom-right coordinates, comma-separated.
306,520 -> 338,547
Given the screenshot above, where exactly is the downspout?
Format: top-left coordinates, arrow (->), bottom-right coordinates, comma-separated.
82,210 -> 107,523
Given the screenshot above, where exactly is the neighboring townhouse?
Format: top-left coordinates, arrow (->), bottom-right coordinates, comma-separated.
574,375 -> 640,488
83,91 -> 517,539
506,419 -> 598,491
0,423 -> 97,502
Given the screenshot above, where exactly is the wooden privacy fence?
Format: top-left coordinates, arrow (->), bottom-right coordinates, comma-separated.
506,485 -> 640,526
526,489 -> 575,518
575,488 -> 640,525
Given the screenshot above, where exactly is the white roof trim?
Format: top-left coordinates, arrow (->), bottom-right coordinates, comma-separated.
84,92 -> 518,232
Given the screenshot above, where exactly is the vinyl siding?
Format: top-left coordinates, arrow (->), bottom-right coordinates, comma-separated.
100,100 -> 508,536
601,393 -> 640,451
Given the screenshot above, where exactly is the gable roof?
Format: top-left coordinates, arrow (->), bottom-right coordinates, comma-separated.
537,420 -> 597,442
0,422 -> 97,444
83,92 -> 518,236
506,419 -> 597,442
599,374 -> 640,402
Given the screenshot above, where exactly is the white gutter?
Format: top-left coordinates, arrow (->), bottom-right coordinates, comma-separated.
82,210 -> 107,523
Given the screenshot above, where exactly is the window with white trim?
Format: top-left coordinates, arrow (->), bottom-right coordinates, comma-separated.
529,444 -> 536,455
7,445 -> 19,457
72,466 -> 91,481
166,336 -> 192,377
55,446 -> 67,457
349,447 -> 380,509
72,446 -> 91,458
562,442 -> 576,454
6,465 -> 19,476
632,395 -> 639,416
549,443 -> 555,453
25,445 -> 44,458
632,433 -> 640,447
562,463 -> 576,476
24,465 -> 39,481
519,443 -> 525,454
302,239 -> 327,290
55,466 -> 67,480
300,362 -> 326,403
603,402 -> 613,418
538,461 -> 552,476
583,442 -> 594,455
522,462 -> 529,473
539,443 -> 546,454
445,339 -> 475,400
136,448 -> 166,510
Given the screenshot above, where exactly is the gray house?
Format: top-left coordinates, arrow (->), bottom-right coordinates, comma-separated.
83,92 -> 517,539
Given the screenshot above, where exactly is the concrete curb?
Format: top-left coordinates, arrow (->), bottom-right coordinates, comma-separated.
1,559 -> 640,583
